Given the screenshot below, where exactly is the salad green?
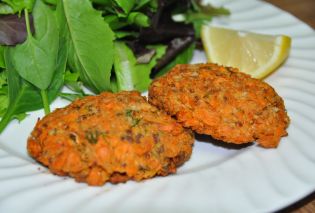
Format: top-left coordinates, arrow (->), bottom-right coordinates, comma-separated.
0,0 -> 229,133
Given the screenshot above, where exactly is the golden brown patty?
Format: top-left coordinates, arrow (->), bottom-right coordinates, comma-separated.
149,63 -> 290,148
27,91 -> 194,186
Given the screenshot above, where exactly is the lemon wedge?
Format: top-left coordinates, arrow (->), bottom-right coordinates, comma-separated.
201,25 -> 291,79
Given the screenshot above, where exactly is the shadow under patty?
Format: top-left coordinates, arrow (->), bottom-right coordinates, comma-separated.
195,133 -> 254,150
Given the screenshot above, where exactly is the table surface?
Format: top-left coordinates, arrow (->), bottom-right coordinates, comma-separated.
263,0 -> 315,212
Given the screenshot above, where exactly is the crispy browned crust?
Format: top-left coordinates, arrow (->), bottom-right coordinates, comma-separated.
27,91 -> 194,186
148,63 -> 290,148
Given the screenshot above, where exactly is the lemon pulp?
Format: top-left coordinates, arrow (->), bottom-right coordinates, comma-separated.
201,25 -> 291,79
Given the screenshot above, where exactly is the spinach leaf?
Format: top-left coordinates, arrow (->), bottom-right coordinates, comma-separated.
0,46 -> 5,68
9,0 -> 60,114
0,94 -> 9,117
2,0 -> 35,13
0,47 -> 41,132
0,0 -> 67,132
62,0 -> 115,93
155,43 -> 194,78
0,42 -> 65,133
113,42 -> 166,92
11,1 -> 59,90
63,70 -> 85,95
59,92 -> 84,102
0,70 -> 6,85
0,71 -> 27,120
12,113 -> 27,121
0,71 -> 8,117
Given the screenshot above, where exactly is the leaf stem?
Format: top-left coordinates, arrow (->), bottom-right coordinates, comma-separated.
40,89 -> 50,114
0,108 -> 13,133
24,9 -> 32,38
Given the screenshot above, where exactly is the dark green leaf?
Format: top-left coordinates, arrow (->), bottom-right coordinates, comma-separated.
62,0 -> 115,93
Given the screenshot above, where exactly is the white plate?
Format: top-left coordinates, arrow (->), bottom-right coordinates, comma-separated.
1,0 -> 315,212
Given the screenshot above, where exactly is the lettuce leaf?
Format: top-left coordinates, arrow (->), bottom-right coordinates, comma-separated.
113,42 -> 166,92
61,0 -> 115,93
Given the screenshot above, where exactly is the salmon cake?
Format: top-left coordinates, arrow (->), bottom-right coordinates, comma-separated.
148,63 -> 290,148
27,91 -> 194,186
